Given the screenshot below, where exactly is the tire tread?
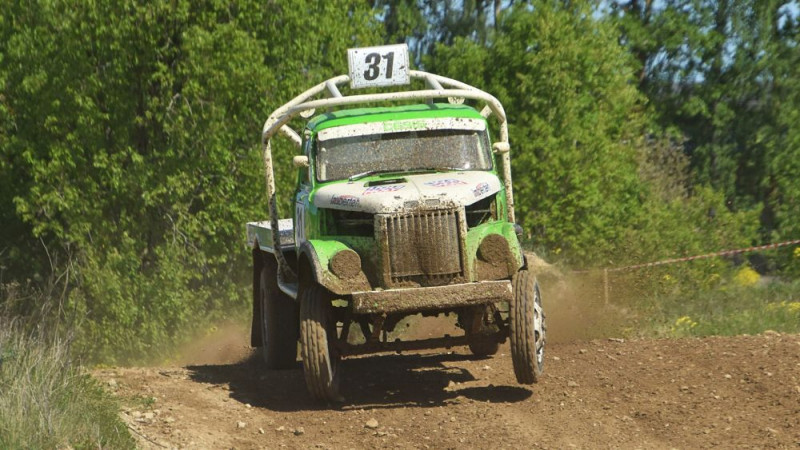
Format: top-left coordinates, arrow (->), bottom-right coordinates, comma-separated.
510,269 -> 543,384
299,283 -> 342,402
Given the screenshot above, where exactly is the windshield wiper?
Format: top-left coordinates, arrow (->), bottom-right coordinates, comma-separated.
348,167 -> 460,182
348,169 -> 401,182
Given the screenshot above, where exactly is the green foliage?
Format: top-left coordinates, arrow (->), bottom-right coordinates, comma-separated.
431,2 -> 646,264
0,320 -> 134,449
614,134 -> 760,294
374,0 -> 503,64
1,0 -> 798,366
760,25 -> 800,275
0,0 -> 379,362
372,0 -> 428,45
612,0 -> 800,254
617,186 -> 760,275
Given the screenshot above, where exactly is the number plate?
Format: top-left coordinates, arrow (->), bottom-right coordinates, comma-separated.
347,44 -> 410,89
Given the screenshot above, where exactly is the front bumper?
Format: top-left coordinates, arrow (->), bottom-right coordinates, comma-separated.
351,280 -> 512,314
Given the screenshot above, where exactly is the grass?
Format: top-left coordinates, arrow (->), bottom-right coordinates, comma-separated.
546,262 -> 800,341
641,280 -> 800,338
614,268 -> 800,339
0,319 -> 134,449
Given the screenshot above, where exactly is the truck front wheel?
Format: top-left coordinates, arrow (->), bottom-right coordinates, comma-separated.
259,258 -> 299,369
510,269 -> 546,384
299,283 -> 343,402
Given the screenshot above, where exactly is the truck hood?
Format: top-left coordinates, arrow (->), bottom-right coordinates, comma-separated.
313,170 -> 501,214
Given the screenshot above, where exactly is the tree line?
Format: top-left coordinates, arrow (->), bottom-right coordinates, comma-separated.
0,0 -> 796,362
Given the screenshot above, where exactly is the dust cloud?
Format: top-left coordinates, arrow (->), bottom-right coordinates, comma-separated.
539,271 -> 623,342
168,321 -> 254,367
164,265 -> 639,368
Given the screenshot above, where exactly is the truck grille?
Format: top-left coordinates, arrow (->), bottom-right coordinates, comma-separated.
380,209 -> 464,282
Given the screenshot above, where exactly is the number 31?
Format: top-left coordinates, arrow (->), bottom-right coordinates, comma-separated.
363,52 -> 395,81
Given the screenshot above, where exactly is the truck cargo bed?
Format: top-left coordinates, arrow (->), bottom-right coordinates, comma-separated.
246,219 -> 294,252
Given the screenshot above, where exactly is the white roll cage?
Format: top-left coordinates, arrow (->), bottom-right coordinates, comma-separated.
260,70 -> 515,284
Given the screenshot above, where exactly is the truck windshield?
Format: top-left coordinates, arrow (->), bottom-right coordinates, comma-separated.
316,128 -> 493,182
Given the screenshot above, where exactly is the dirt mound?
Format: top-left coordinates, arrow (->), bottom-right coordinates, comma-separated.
96,332 -> 800,449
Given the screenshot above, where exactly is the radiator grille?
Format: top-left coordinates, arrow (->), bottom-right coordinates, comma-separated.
382,209 -> 463,281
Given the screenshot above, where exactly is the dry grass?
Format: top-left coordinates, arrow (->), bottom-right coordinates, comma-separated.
0,291 -> 133,449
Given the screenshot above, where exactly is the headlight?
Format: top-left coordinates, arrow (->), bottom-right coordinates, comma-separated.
478,234 -> 508,265
329,249 -> 362,279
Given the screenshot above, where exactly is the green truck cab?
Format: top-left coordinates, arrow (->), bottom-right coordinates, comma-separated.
247,45 -> 546,402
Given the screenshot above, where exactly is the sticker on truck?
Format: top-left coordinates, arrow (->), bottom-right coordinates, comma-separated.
363,185 -> 405,195
330,194 -> 361,207
424,179 -> 468,188
473,182 -> 490,197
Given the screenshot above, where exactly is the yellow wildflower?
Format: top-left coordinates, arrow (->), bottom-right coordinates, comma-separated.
766,301 -> 800,314
733,266 -> 760,287
671,316 -> 698,336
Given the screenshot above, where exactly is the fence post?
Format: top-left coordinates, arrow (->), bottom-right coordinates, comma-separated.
603,268 -> 609,306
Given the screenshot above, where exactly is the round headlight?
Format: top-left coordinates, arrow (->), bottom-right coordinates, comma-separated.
478,234 -> 508,265
329,249 -> 361,279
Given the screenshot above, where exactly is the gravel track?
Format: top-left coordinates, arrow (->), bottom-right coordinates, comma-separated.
95,332 -> 800,449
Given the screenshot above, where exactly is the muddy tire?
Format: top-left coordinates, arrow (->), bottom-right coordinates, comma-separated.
510,269 -> 546,384
299,283 -> 343,402
259,258 -> 299,369
465,306 -> 500,357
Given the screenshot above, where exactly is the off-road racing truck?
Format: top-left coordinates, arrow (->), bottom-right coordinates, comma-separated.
247,45 -> 546,402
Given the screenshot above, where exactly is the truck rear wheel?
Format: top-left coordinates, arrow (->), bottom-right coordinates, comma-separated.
259,257 -> 299,369
510,269 -> 546,384
299,283 -> 343,402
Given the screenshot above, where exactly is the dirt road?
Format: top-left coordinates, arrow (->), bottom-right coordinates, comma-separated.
94,328 -> 800,449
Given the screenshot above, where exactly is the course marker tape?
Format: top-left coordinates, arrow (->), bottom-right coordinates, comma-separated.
569,238 -> 800,305
607,239 -> 800,273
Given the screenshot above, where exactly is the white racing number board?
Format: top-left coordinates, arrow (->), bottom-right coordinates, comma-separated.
347,44 -> 410,89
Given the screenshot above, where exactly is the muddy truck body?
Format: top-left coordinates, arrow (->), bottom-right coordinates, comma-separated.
247,45 -> 546,402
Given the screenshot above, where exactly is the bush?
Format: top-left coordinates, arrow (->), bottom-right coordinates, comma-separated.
68,243 -> 250,365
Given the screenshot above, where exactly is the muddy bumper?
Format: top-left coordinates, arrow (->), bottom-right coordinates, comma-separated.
350,280 -> 512,314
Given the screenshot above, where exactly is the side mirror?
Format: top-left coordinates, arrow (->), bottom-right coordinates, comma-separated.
492,142 -> 510,154
293,155 -> 309,168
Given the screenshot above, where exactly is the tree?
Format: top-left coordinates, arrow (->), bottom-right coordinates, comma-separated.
760,8 -> 800,270
373,0 -> 518,65
0,0 -> 379,362
430,2 -> 646,264
612,0 -> 800,248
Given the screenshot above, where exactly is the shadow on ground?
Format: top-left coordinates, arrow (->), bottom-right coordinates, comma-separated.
187,352 -> 532,412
